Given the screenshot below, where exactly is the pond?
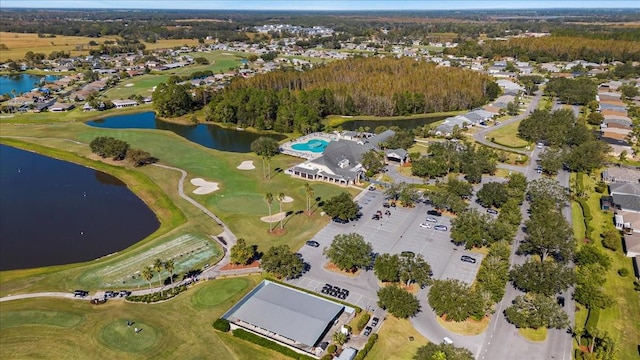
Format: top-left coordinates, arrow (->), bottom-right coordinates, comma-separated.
86,112 -> 285,153
0,144 -> 160,271
0,74 -> 61,95
336,115 -> 449,131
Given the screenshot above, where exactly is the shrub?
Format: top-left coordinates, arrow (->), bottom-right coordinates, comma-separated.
354,333 -> 379,360
321,355 -> 332,360
327,344 -> 337,354
213,318 -> 230,332
125,284 -> 188,303
232,328 -> 314,360
356,313 -> 371,331
618,268 -> 629,277
601,229 -> 621,252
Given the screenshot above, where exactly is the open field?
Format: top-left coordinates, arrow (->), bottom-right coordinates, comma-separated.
571,173 -> 640,359
366,316 -> 428,359
488,121 -> 530,149
0,276 -> 296,360
0,118 -> 355,294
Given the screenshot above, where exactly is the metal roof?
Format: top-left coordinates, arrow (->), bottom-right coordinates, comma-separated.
225,281 -> 344,347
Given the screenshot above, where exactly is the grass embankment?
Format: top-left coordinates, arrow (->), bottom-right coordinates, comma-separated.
324,111 -> 463,128
436,315 -> 490,336
570,173 -> 640,360
518,328 -> 547,342
366,316 -> 427,360
0,104 -> 154,124
0,120 -> 354,293
0,276 -> 294,360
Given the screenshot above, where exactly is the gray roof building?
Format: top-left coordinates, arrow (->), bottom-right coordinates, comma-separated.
610,183 -> 640,213
223,280 -> 344,348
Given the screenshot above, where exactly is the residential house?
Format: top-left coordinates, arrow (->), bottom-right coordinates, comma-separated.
111,99 -> 138,108
610,182 -> 640,235
49,102 -> 75,112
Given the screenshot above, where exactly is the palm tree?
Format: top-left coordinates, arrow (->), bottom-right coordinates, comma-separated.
164,259 -> 175,286
153,258 -> 164,286
265,192 -> 274,232
141,266 -> 153,291
277,193 -> 285,230
304,183 -> 314,215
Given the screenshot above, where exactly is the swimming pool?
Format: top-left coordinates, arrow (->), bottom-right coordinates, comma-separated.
291,139 -> 329,153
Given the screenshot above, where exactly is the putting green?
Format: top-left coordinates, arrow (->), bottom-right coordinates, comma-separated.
214,193 -> 272,215
191,277 -> 250,309
100,320 -> 159,353
0,309 -> 84,330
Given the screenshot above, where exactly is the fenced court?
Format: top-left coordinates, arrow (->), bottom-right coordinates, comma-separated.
80,234 -> 220,288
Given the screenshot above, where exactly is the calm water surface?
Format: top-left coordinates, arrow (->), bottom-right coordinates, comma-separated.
87,112 -> 285,153
0,74 -> 61,95
0,145 -> 159,271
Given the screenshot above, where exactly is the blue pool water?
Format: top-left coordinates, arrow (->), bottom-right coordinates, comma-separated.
291,139 -> 329,153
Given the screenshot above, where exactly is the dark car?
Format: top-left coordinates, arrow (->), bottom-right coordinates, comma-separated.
119,290 -> 132,297
104,291 -> 116,298
371,317 -> 379,327
333,217 -> 348,224
460,255 -> 476,264
364,326 -> 372,336
306,240 -> 320,248
427,210 -> 442,216
487,208 -> 499,215
372,214 -> 380,220
557,296 -> 565,307
73,290 -> 88,298
434,225 -> 448,231
383,202 -> 391,208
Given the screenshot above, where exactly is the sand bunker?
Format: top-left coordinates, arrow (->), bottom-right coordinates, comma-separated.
260,212 -> 287,223
282,196 -> 294,203
237,160 -> 255,170
190,178 -> 220,195
125,83 -> 134,87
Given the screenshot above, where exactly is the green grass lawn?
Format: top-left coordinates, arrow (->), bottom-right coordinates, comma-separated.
366,316 -> 427,360
324,111 -> 463,128
487,121 -> 530,149
0,121 -> 355,293
571,173 -> 640,359
0,276 -> 294,360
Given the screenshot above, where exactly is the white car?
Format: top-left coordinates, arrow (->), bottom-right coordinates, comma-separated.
419,223 -> 432,229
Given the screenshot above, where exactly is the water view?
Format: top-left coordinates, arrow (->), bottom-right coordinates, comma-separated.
86,112 -> 286,153
0,74 -> 61,95
0,144 -> 159,271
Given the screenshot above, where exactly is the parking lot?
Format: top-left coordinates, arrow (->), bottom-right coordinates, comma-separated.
291,188 -> 483,307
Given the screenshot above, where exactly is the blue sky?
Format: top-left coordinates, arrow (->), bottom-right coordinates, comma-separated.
3,1 -> 640,10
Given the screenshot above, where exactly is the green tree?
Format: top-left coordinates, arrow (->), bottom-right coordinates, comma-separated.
519,206 -> 574,262
304,183 -> 314,215
574,245 -> 611,269
152,81 -> 193,117
414,343 -> 474,360
250,136 -> 280,179
504,293 -> 569,329
477,242 -> 511,302
377,285 -> 421,319
374,253 -> 401,283
264,193 -> 274,232
428,279 -> 486,321
230,238 -> 255,265
399,183 -> 421,207
89,136 -> 129,160
398,253 -> 433,288
476,182 -> 508,208
163,259 -> 175,286
260,245 -> 304,280
324,233 -> 372,272
153,258 -> 164,286
509,260 -> 575,296
574,264 -> 614,310
323,192 -> 359,221
277,192 -> 286,230
538,147 -> 565,175
141,266 -> 154,291
361,149 -> 385,176
332,330 -> 348,345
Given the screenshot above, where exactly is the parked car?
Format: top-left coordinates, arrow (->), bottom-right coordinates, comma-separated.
383,202 -> 391,208
306,240 -> 320,248
333,217 -> 348,224
371,317 -> 379,327
369,185 -> 376,191
427,210 -> 442,216
434,225 -> 448,231
104,291 -> 116,299
419,223 -> 432,229
460,255 -> 476,264
119,290 -> 132,297
425,217 -> 438,223
487,208 -> 499,215
364,326 -> 372,336
73,290 -> 89,298
372,214 -> 380,220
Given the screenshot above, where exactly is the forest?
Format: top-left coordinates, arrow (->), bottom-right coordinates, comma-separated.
202,57 -> 497,132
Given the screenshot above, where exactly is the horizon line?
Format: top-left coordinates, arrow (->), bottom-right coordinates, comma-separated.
3,7 -> 640,11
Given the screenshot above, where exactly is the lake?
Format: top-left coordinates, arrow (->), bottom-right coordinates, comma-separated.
87,112 -> 285,153
0,144 -> 160,271
0,74 -> 61,95
336,115 -> 449,131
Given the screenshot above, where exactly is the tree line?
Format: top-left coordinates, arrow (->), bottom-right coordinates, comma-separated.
89,136 -> 158,167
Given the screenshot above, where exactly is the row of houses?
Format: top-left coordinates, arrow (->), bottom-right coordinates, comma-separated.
597,81 -> 638,159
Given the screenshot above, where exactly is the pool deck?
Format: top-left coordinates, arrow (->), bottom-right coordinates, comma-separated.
279,132 -> 339,160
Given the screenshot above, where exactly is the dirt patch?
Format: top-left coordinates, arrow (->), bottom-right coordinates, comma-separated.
267,228 -> 287,236
220,260 -> 260,271
323,262 -> 361,277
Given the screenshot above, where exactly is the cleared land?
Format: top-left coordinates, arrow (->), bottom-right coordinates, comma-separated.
488,121 -> 530,149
